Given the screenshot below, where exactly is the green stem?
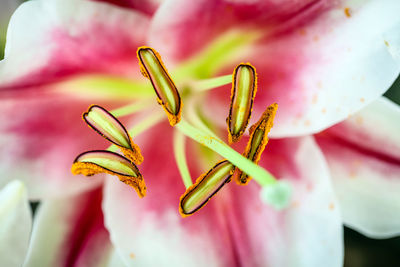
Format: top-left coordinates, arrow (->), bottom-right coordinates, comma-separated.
173,130 -> 193,188
176,120 -> 277,186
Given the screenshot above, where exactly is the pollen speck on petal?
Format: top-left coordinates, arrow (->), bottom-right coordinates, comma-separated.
71,150 -> 146,198
83,105 -> 143,165
179,160 -> 234,217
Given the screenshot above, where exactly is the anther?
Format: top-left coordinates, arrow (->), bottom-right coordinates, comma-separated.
71,150 -> 146,197
83,105 -> 143,165
179,160 -> 234,217
235,103 -> 278,185
137,46 -> 182,126
227,63 -> 257,143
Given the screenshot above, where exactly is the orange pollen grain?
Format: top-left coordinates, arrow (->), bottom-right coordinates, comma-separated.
71,162 -> 146,198
344,7 -> 351,18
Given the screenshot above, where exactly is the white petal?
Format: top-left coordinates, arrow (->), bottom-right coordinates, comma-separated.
317,98 -> 400,238
0,180 -> 32,267
103,122 -> 344,267
24,186 -> 123,267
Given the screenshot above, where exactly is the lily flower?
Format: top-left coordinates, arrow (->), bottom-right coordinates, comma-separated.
1,0 -> 400,266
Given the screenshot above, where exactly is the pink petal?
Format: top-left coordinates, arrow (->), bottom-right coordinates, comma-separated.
92,0 -> 161,15
316,97 -> 400,238
24,185 -> 123,267
150,0 -> 400,137
0,0 -> 149,89
103,121 -> 342,266
0,91 -> 127,200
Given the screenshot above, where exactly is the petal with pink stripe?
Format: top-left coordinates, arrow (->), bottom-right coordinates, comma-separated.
24,186 -> 125,267
103,121 -> 342,266
316,97 -> 400,238
150,0 -> 400,137
0,0 -> 149,89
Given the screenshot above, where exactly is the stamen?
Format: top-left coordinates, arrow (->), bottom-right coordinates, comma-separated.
176,120 -> 277,187
173,130 -> 193,189
71,150 -> 146,198
227,63 -> 257,143
137,46 -> 182,126
179,160 -> 234,217
110,101 -> 151,117
83,105 -> 143,165
190,74 -> 232,91
108,112 -> 165,153
236,103 -> 278,185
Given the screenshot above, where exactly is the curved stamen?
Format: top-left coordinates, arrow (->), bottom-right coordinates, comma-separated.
179,160 -> 234,217
173,130 -> 193,189
137,46 -> 182,126
236,103 -> 278,185
189,74 -> 232,92
83,105 -> 143,165
71,150 -> 146,198
227,63 -> 257,143
111,101 -> 152,117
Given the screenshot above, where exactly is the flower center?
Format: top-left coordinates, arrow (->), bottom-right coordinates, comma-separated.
71,37 -> 292,216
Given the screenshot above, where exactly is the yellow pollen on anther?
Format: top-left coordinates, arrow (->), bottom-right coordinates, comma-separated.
137,46 -> 182,126
227,63 -> 257,143
71,151 -> 146,198
83,105 -> 144,165
71,161 -> 146,198
179,160 -> 234,217
119,137 -> 144,165
235,103 -> 278,185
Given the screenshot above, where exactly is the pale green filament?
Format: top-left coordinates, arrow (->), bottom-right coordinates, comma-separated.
176,120 -> 277,186
129,112 -> 165,137
111,101 -> 151,117
185,97 -> 219,139
58,75 -> 153,99
175,30 -> 262,79
190,74 -> 232,91
173,130 -> 193,188
108,112 -> 165,152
